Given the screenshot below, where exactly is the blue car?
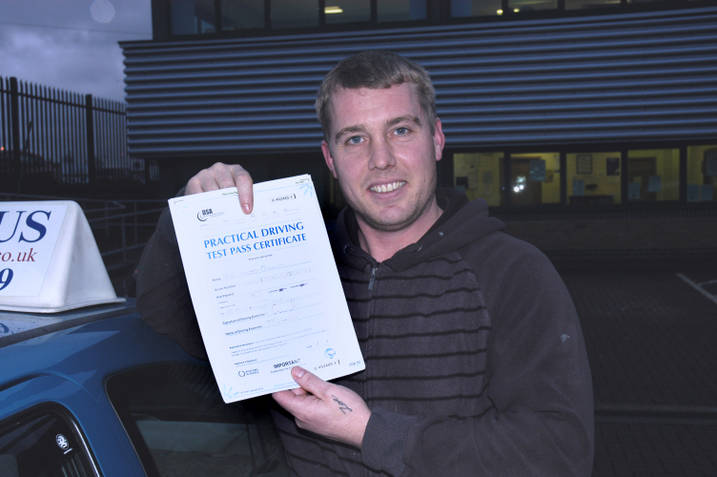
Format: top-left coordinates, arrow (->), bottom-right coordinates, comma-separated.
0,301 -> 288,477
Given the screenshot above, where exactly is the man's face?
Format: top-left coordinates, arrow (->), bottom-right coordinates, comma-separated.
321,83 -> 445,234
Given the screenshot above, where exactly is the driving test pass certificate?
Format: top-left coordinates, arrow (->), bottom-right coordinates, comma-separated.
168,175 -> 365,402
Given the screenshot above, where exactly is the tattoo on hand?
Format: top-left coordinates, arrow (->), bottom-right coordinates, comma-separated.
331,395 -> 353,414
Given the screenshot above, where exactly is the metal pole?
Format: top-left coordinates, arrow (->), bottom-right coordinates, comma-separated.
10,77 -> 20,192
86,94 -> 96,186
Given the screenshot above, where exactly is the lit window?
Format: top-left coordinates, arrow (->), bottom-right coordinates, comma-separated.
627,148 -> 679,202
565,0 -> 621,10
509,152 -> 560,206
454,152 -> 504,207
566,152 -> 621,205
686,145 -> 717,202
509,0 -> 558,12
324,0 -> 370,24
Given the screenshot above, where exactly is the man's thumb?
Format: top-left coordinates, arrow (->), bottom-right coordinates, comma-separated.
291,366 -> 323,394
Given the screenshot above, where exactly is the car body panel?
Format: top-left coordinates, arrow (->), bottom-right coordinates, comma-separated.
0,302 -> 202,477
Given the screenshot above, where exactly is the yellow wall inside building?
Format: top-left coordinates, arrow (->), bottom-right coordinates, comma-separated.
566,152 -> 622,204
687,145 -> 717,202
628,148 -> 679,201
453,152 -> 503,206
511,152 -> 561,204
687,145 -> 717,184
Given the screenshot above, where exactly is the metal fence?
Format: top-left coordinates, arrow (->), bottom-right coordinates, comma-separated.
79,196 -> 165,297
0,192 -> 166,297
0,76 -> 155,193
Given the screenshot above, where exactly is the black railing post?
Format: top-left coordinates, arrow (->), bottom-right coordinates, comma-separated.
144,158 -> 151,186
121,214 -> 127,264
133,202 -> 138,244
679,146 -> 687,203
559,152 -> 567,205
10,77 -> 21,191
85,94 -> 96,186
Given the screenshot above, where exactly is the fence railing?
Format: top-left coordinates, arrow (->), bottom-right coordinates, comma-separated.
0,76 -> 157,193
0,192 -> 166,297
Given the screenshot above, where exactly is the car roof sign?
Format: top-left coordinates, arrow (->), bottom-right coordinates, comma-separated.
0,201 -> 123,313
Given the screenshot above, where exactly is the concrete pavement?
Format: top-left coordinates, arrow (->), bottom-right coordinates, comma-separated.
559,267 -> 717,476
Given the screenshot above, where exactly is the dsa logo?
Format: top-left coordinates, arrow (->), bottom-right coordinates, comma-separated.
196,208 -> 214,222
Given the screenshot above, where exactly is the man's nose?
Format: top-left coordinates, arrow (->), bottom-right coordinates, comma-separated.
368,137 -> 396,170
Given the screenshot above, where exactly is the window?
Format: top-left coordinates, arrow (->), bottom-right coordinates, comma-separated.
378,0 -> 428,22
161,0 -> 712,37
221,0 -> 265,31
565,0 -> 621,10
0,404 -> 98,477
454,152 -> 504,206
686,145 -> 717,202
452,0 -> 558,16
566,152 -> 622,205
509,152 -> 560,206
451,0 -> 503,17
170,0 -> 216,35
107,363 -> 287,477
325,0 -> 371,24
627,148 -> 679,202
271,0 -> 319,29
510,0 -> 558,13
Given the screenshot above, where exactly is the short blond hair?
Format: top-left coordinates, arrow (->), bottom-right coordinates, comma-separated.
315,50 -> 437,139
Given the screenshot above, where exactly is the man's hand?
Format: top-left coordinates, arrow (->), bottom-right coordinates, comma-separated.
185,162 -> 254,213
273,367 -> 371,448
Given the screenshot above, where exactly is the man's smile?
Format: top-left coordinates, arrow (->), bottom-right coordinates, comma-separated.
369,181 -> 406,194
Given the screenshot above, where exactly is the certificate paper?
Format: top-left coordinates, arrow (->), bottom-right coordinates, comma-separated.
168,175 -> 365,402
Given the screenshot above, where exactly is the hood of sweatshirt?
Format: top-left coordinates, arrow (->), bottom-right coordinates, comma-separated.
333,188 -> 505,272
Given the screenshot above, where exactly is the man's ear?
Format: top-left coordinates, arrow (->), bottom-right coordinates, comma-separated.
321,140 -> 338,179
433,118 -> 446,162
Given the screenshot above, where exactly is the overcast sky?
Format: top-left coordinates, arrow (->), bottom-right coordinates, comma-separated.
0,0 -> 152,102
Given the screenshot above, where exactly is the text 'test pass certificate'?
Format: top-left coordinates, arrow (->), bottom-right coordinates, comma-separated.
168,175 -> 365,402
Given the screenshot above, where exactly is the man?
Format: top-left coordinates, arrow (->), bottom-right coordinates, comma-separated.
136,51 -> 594,476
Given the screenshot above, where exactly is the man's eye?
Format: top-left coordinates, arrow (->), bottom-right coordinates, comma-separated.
346,136 -> 363,145
394,127 -> 410,136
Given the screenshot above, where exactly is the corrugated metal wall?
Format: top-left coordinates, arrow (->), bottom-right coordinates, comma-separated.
121,6 -> 717,159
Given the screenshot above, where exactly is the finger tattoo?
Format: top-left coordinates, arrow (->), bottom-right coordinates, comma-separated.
331,395 -> 353,414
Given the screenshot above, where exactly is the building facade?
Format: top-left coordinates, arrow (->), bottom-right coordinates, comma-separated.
120,0 -> 717,256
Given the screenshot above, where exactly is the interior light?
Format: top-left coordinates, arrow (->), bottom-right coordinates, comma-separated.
324,6 -> 343,14
513,176 -> 527,193
496,9 -> 504,15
